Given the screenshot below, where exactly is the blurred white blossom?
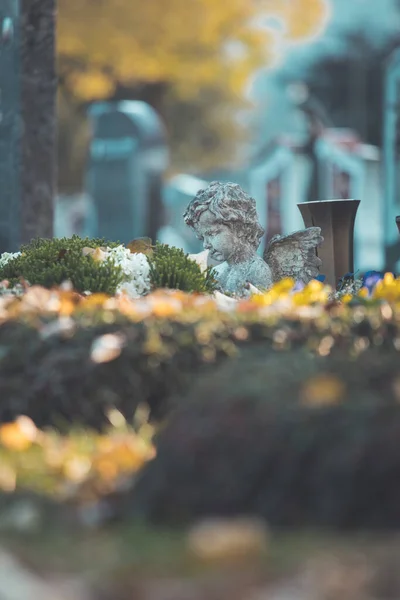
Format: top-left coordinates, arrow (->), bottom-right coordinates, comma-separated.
0,252 -> 21,269
107,246 -> 151,298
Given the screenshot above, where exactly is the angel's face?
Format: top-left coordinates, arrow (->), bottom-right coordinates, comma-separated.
195,210 -> 235,262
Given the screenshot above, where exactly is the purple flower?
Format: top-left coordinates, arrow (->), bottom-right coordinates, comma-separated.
293,281 -> 305,291
362,271 -> 385,293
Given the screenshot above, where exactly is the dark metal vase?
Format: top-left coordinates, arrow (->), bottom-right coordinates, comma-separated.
297,199 -> 360,288
384,216 -> 400,272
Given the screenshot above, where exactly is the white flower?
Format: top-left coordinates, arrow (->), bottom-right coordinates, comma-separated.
0,251 -> 21,269
212,291 -> 238,311
106,245 -> 151,298
188,249 -> 209,273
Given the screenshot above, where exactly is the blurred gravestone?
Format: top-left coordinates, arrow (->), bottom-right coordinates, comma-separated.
85,101 -> 168,244
0,0 -> 56,252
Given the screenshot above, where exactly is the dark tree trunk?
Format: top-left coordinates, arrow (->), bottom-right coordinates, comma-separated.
0,0 -> 21,252
0,0 -> 56,252
19,0 -> 57,245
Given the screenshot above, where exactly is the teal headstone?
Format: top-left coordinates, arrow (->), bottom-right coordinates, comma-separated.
86,101 -> 168,244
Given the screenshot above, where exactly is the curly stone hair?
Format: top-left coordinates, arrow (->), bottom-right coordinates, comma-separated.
183,181 -> 265,250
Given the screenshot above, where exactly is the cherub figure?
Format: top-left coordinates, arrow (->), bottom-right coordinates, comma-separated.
183,181 -> 323,296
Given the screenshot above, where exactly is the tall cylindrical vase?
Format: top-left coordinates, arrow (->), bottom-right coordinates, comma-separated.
297,199 -> 360,288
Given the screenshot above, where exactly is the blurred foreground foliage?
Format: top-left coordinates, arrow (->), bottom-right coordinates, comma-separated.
0,412 -> 155,508
1,272 -> 400,529
0,277 -> 398,428
131,347 -> 400,529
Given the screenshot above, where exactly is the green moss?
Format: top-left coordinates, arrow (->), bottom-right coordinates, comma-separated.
149,243 -> 217,293
0,236 -> 125,295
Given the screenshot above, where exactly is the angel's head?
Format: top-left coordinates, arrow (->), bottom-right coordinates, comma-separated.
183,182 -> 264,262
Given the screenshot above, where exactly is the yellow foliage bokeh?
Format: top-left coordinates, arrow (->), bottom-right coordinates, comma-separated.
58,0 -> 330,102
57,0 -> 330,183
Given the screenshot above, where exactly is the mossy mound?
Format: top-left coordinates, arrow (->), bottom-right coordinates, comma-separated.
0,235 -> 124,295
149,243 -> 217,293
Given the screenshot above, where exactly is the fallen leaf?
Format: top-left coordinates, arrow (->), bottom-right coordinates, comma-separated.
82,247 -> 108,262
56,249 -> 68,262
127,237 -> 154,257
90,333 -> 126,363
0,417 -> 37,452
300,374 -> 345,407
19,287 -> 56,312
213,291 -> 238,311
82,247 -> 95,257
187,517 -> 269,562
92,248 -> 108,262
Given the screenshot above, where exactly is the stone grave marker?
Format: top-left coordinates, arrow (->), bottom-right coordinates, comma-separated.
86,100 -> 168,244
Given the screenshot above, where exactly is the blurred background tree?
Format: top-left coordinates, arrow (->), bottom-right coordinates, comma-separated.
57,0 -> 330,192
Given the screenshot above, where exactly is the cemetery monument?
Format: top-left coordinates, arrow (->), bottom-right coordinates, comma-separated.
184,181 -> 323,295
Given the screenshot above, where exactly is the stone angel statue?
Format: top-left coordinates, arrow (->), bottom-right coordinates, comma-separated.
183,181 -> 323,296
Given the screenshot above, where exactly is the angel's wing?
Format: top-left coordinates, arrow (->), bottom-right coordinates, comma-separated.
263,227 -> 324,284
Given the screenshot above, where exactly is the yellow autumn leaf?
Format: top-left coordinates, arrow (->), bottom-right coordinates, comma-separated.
188,518 -> 269,562
82,293 -> 110,308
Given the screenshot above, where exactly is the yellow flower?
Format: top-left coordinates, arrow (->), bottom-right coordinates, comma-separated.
384,272 -> 395,285
341,294 -> 353,304
373,275 -> 400,302
305,279 -> 325,293
271,278 -> 295,293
